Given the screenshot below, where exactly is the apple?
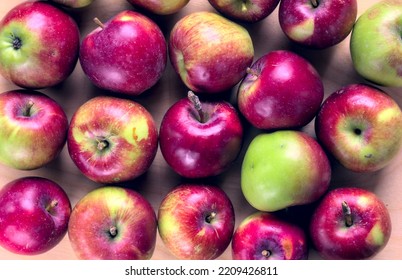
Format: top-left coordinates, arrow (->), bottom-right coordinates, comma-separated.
315,83 -> 402,173
0,1 -> 80,89
310,187 -> 392,260
67,96 -> 158,183
169,11 -> 254,94
241,130 -> 331,212
127,0 -> 190,15
159,91 -> 243,178
157,184 -> 235,260
350,0 -> 402,87
0,176 -> 71,255
208,0 -> 280,23
79,10 -> 167,96
278,0 -> 357,49
50,0 -> 94,8
232,212 -> 308,260
0,90 -> 69,170
68,186 -> 157,260
237,50 -> 324,130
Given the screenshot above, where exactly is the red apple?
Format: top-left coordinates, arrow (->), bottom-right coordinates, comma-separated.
0,1 -> 80,88
159,92 -> 243,178
68,186 -> 157,260
238,50 -> 324,130
310,187 -> 392,260
0,177 -> 71,255
50,0 -> 94,9
127,0 -> 190,15
67,96 -> 158,183
0,90 -> 68,170
79,10 -> 167,96
157,184 -> 235,260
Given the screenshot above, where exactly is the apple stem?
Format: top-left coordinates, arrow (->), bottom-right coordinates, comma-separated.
109,226 -> 118,238
310,0 -> 319,8
262,250 -> 271,258
342,201 -> 353,227
93,17 -> 105,29
188,91 -> 205,123
205,212 -> 217,224
22,101 -> 34,117
246,67 -> 259,78
45,200 -> 58,213
96,138 -> 109,151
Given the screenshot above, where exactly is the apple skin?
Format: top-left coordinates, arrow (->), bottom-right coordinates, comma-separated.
0,177 -> 71,255
315,83 -> 402,173
67,96 -> 158,183
169,11 -> 254,94
79,10 -> 167,96
127,0 -> 190,15
208,0 -> 280,23
278,0 -> 357,49
159,93 -> 243,178
51,0 -> 94,8
310,187 -> 392,260
157,184 -> 235,260
0,1 -> 80,89
68,186 -> 157,260
0,90 -> 69,170
232,212 -> 308,260
350,0 -> 402,87
238,50 -> 324,130
241,130 -> 331,212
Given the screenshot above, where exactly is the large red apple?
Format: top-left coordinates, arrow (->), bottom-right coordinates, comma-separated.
127,0 -> 190,15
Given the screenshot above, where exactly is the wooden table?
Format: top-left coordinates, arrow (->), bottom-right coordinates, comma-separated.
0,0 -> 401,260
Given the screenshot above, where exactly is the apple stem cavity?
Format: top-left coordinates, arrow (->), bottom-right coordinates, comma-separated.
310,0 -> 319,8
262,249 -> 271,258
246,67 -> 259,78
342,201 -> 353,227
205,212 -> 217,224
96,138 -> 109,151
109,226 -> 118,238
93,17 -> 105,29
188,91 -> 206,123
22,101 -> 34,117
45,199 -> 58,213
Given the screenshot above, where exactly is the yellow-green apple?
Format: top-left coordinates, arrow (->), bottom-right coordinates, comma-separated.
0,177 -> 71,255
310,187 -> 392,260
0,90 -> 68,170
68,186 -> 157,260
315,83 -> 402,173
0,1 -> 80,89
350,0 -> 402,87
232,212 -> 308,260
50,0 -> 94,8
127,0 -> 190,15
79,10 -> 167,96
157,184 -> 235,260
241,130 -> 331,212
159,92 -> 243,178
208,0 -> 280,23
238,50 -> 324,130
67,96 -> 158,183
279,0 -> 357,49
169,11 -> 254,94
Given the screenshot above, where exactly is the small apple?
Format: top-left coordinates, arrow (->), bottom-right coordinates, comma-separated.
350,0 -> 402,87
232,212 -> 308,260
80,10 -> 167,96
278,0 -> 357,49
68,186 -> 157,260
310,187 -> 392,260
169,11 -> 254,94
67,96 -> 158,183
0,90 -> 68,170
315,83 -> 402,173
159,91 -> 243,178
0,1 -> 80,88
238,50 -> 324,130
208,0 -> 280,23
241,130 -> 331,212
157,184 -> 235,260
127,0 -> 190,15
50,0 -> 94,9
0,177 -> 71,255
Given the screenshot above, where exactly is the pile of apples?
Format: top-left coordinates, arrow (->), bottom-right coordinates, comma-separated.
0,0 -> 401,260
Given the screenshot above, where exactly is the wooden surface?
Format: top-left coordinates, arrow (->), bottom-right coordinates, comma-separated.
0,0 -> 401,260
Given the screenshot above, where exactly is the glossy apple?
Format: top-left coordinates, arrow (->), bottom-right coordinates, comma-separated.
169,11 -> 254,94
0,90 -> 68,170
315,83 -> 402,173
0,177 -> 71,255
127,0 -> 190,15
310,187 -> 392,260
51,0 -> 94,8
238,50 -> 324,130
68,186 -> 157,260
241,130 -> 331,212
350,0 -> 402,87
158,184 -> 235,260
80,10 -> 167,96
0,1 -> 80,88
67,96 -> 158,183
278,0 -> 357,49
159,91 -> 243,178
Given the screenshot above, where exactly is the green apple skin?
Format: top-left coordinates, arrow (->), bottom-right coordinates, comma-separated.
127,0 -> 190,15
241,130 -> 331,212
350,0 -> 402,87
51,0 -> 94,9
